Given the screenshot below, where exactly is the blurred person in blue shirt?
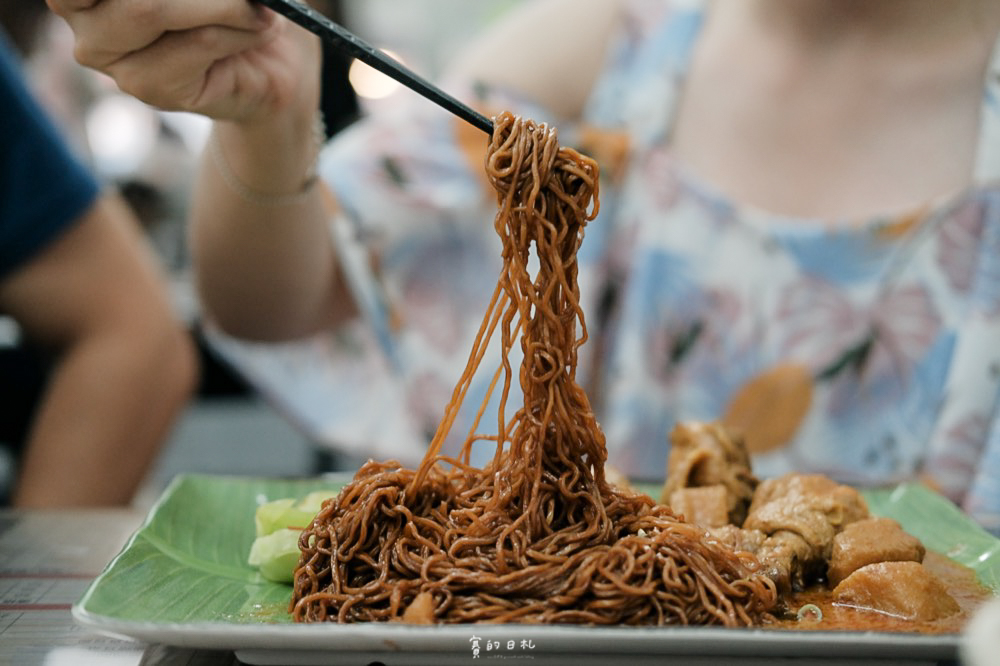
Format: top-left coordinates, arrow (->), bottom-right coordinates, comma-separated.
0,30 -> 196,506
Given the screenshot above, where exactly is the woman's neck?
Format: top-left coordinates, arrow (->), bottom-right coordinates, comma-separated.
672,0 -> 1000,220
737,0 -> 998,53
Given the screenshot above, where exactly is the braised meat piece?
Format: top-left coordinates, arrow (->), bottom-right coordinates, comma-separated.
745,474 -> 869,554
832,561 -> 960,621
401,591 -> 436,624
669,485 -> 731,528
661,421 -> 758,524
828,517 -> 926,586
747,474 -> 870,537
752,531 -> 815,592
708,524 -> 768,556
743,474 -> 869,591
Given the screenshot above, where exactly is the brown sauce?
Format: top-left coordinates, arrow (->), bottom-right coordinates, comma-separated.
768,552 -> 995,634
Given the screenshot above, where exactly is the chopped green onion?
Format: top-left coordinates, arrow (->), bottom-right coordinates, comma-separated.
796,603 -> 823,622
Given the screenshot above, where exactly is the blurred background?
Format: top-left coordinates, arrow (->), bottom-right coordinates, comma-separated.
0,0 -> 524,506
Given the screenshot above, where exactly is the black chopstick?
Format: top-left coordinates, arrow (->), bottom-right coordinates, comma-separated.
256,0 -> 494,135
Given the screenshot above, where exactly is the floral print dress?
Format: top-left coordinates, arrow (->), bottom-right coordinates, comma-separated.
208,0 -> 1000,533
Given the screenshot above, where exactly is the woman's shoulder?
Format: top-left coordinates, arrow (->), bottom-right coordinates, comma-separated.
582,0 -> 706,139
616,0 -> 705,40
440,0 -> 629,121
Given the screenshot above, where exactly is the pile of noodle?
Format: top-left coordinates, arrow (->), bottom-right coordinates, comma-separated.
290,111 -> 777,626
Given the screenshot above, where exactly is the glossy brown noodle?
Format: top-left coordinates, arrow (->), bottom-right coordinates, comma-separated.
290,111 -> 778,625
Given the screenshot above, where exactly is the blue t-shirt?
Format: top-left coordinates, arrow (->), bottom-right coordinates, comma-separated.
0,32 -> 99,280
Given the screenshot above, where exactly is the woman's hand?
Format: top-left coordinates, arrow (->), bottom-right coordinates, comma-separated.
46,1 -> 339,340
45,0 -> 320,124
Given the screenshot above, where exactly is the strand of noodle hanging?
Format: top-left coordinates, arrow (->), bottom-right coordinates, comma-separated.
411,283 -> 506,481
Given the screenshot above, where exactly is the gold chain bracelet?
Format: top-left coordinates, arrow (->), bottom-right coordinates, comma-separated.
208,112 -> 326,207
